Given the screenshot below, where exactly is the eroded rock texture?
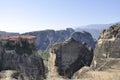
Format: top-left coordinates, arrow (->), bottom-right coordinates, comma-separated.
71,31 -> 95,49
93,24 -> 120,70
49,38 -> 93,78
0,40 -> 45,80
23,28 -> 74,51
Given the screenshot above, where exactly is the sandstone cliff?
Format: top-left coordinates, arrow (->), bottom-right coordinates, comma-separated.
48,38 -> 93,78
93,24 -> 120,70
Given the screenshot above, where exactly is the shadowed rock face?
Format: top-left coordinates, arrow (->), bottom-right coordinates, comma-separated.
71,31 -> 95,49
49,38 -> 93,78
0,53 -> 45,80
0,40 -> 45,80
93,24 -> 120,70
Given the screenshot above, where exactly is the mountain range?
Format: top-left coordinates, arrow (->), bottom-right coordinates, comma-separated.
0,23 -> 115,40
0,31 -> 19,35
75,23 -> 113,39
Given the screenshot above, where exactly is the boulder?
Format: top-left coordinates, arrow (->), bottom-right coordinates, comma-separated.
48,38 -> 93,78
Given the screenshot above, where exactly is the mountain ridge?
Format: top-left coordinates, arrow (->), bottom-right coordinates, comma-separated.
75,23 -> 113,39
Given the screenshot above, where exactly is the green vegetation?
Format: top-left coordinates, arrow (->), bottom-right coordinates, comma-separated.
38,50 -> 49,61
38,50 -> 49,75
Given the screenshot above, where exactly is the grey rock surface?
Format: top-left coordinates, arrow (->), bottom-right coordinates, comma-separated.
23,28 -> 74,51
23,28 -> 95,51
49,38 -> 93,78
71,31 -> 95,49
93,24 -> 120,70
0,40 -> 45,80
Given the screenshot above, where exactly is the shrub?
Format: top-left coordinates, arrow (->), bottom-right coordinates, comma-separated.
38,50 -> 49,61
38,50 -> 49,75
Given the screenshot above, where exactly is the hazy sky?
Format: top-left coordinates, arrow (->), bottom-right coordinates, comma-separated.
0,0 -> 120,33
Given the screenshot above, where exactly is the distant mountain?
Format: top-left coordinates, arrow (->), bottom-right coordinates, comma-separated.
0,31 -> 7,34
75,24 -> 113,39
0,31 -> 19,38
0,31 -> 19,35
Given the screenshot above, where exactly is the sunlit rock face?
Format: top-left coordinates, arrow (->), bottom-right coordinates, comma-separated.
93,24 -> 120,70
49,38 -> 93,78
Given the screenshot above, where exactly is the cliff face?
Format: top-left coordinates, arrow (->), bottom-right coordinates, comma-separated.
93,24 -> 120,70
23,28 -> 74,51
0,39 -> 45,80
49,38 -> 93,78
23,28 -> 95,51
71,31 -> 95,49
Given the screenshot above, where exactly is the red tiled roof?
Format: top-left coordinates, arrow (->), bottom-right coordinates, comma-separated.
0,35 -> 36,40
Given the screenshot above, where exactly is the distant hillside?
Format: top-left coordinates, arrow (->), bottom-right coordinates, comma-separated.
75,24 -> 113,39
0,31 -> 7,34
0,31 -> 19,38
0,31 -> 19,35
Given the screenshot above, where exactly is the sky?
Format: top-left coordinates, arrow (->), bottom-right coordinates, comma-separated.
0,0 -> 120,33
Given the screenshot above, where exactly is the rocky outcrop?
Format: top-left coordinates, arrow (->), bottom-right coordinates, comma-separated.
23,28 -> 95,51
93,24 -> 120,70
0,40 -> 45,80
0,70 -> 22,80
48,38 -> 93,78
71,31 -> 95,49
23,28 -> 74,51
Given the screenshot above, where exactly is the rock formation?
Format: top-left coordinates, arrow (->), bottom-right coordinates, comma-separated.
0,39 -> 45,80
93,24 -> 120,70
71,31 -> 95,49
23,28 -> 95,51
75,23 -> 113,39
23,28 -> 74,51
48,38 -> 93,78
